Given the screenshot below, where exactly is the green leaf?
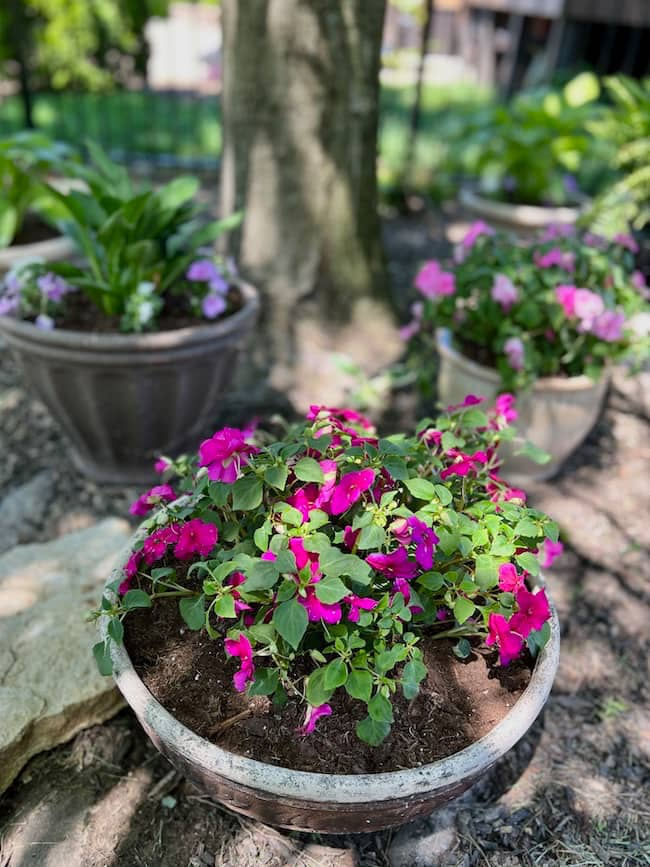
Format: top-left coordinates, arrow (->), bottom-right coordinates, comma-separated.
302,532 -> 331,554
402,658 -> 427,699
437,529 -> 460,556
273,599 -> 308,650
368,692 -> 394,724
213,594 -> 237,618
516,552 -> 541,576
232,476 -> 263,511
490,536 -> 516,557
454,596 -> 475,624
527,620 -> 551,656
294,457 -> 325,483
253,523 -> 271,552
417,571 -> 445,592
433,484 -> 453,505
93,640 -> 113,676
514,518 -> 540,538
122,589 -> 152,610
357,523 -> 386,550
462,408 -> 489,428
264,464 -> 288,491
323,659 -> 348,690
107,618 -> 124,644
242,559 -> 280,592
475,554 -> 499,590
314,577 -> 350,604
453,638 -> 472,659
320,550 -> 371,584
383,456 -> 408,481
151,566 -> 175,581
305,510 -> 329,530
345,669 -> 373,702
179,594 -> 205,630
356,716 -> 391,746
280,505 -> 304,527
404,478 -> 436,500
305,667 -> 335,707
248,668 -> 280,696
515,441 -> 551,465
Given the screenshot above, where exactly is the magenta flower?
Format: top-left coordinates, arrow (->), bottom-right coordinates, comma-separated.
535,248 -> 575,271
224,633 -> 255,692
226,572 -> 253,615
202,292 -> 227,319
614,233 -> 639,254
541,222 -> 575,242
154,457 -> 170,474
498,563 -> 524,593
540,538 -> 564,569
297,703 -> 332,736
119,549 -> 143,594
461,220 -> 494,250
287,458 -> 340,518
142,524 -> 179,564
346,594 -> 378,622
329,468 -> 376,515
289,536 -> 321,579
399,319 -> 421,341
486,613 -> 524,665
440,448 -> 488,480
198,427 -> 259,483
174,519 -> 218,560
573,288 -> 605,328
367,547 -> 418,580
408,516 -> 439,570
129,483 -> 176,517
436,606 -> 450,621
556,284 -> 577,317
446,394 -> 484,412
632,270 -> 646,290
419,428 -> 442,448
300,586 -> 342,624
343,525 -> 360,551
509,587 -> 551,638
590,310 -> 625,342
504,336 -> 525,371
495,393 -> 517,424
414,261 -> 456,298
491,273 -> 518,311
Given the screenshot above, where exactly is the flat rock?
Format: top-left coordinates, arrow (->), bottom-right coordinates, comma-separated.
0,471 -> 55,553
0,518 -> 130,793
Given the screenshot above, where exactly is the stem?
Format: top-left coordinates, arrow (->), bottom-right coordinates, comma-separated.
430,625 -> 482,640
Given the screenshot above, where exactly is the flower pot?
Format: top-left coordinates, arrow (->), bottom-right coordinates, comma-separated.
0,283 -> 259,484
100,533 -> 560,834
0,232 -> 77,276
436,329 -> 608,483
460,188 -> 584,237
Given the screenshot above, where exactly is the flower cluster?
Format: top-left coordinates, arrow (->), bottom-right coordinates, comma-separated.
402,222 -> 649,390
0,262 -> 77,330
95,399 -> 559,746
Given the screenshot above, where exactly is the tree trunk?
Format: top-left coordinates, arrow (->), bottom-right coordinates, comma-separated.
220,0 -> 395,409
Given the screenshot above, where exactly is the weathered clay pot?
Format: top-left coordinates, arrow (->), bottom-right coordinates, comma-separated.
0,283 -> 259,484
0,233 -> 77,276
101,532 -> 560,834
436,328 -> 608,484
460,188 -> 584,237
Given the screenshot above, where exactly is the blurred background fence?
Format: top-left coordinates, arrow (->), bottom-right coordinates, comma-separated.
0,0 -> 649,176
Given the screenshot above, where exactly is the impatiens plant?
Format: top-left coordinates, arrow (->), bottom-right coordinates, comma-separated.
402,221 -> 649,391
94,400 -> 560,746
0,142 -> 242,333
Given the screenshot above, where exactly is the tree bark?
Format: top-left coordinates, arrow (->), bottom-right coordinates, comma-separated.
220,0 -> 393,407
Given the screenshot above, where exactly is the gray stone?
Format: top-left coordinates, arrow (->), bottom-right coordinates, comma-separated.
388,806 -> 460,867
0,518 -> 130,793
0,471 -> 56,553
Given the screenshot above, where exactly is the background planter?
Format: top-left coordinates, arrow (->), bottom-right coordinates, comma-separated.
460,188 -> 584,237
100,533 -> 560,834
0,283 -> 259,483
0,233 -> 77,276
436,329 -> 608,484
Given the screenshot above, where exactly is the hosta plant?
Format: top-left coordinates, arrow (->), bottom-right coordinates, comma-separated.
401,221 -> 649,392
94,401 -> 560,746
0,142 -> 241,332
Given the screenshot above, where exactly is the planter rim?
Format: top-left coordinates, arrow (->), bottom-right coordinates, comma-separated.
460,187 -> 584,227
0,233 -> 77,271
0,281 -> 259,352
436,328 -> 605,393
101,522 -> 560,806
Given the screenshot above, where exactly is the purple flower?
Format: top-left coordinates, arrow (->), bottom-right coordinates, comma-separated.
209,273 -> 229,294
366,547 -> 418,581
297,703 -> 332,736
0,294 -> 19,316
631,270 -> 646,291
590,310 -> 625,342
328,469 -> 376,515
583,232 -> 607,249
408,516 -> 439,571
224,633 -> 255,692
187,259 -> 220,282
541,222 -> 575,242
35,314 -> 55,330
535,248 -> 575,271
346,594 -> 378,622
202,292 -> 227,319
614,233 -> 639,254
37,272 -> 74,302
174,518 -> 218,560
573,289 -> 605,328
504,336 -> 525,371
414,261 -> 456,298
491,273 -> 518,311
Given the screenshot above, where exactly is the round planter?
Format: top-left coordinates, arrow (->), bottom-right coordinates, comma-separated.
460,188 -> 584,237
0,233 -> 77,276
100,532 -> 560,834
436,328 -> 608,484
0,283 -> 259,484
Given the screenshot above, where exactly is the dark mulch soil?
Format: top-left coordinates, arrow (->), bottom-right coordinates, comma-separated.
125,596 -> 531,774
41,283 -> 244,334
11,215 -> 59,246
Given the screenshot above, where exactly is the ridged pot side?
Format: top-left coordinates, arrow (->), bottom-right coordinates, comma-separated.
436,329 -> 608,484
459,188 -> 584,237
0,235 -> 78,275
101,528 -> 560,835
0,283 -> 259,484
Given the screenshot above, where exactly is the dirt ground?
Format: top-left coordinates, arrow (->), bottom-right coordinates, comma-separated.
1,207 -> 649,866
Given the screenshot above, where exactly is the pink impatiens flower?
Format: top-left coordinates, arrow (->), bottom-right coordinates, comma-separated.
297,703 -> 332,736
504,336 -> 525,370
440,448 -> 489,480
446,394 -> 484,412
142,524 -> 180,565
346,594 -> 378,622
491,273 -> 518,311
540,538 -> 564,569
119,550 -> 143,594
329,469 -> 376,515
459,220 -> 494,254
555,284 -> 577,317
198,427 -> 259,483
154,457 -> 171,474
614,233 -> 639,254
343,525 -> 360,551
174,519 -> 218,560
590,310 -> 625,342
494,393 -> 518,425
509,587 -> 551,638
498,563 -> 524,593
129,484 -> 176,517
486,613 -> 524,665
535,247 -> 575,271
301,586 -> 342,624
366,547 -> 418,581
414,261 -> 456,298
408,516 -> 439,570
573,289 -> 605,329
224,633 -> 255,692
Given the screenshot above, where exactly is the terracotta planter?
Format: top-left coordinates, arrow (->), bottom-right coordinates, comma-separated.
0,233 -> 77,276
436,329 -> 608,484
460,188 -> 584,237
100,530 -> 560,834
0,283 -> 259,484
